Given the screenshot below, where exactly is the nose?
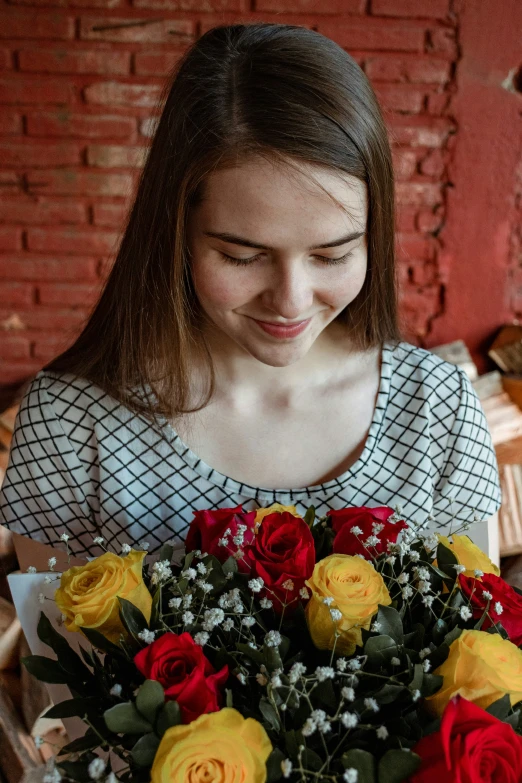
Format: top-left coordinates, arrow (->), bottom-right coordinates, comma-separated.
259,262 -> 315,321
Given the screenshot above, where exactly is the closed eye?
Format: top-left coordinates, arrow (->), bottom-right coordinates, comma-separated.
221,251 -> 354,267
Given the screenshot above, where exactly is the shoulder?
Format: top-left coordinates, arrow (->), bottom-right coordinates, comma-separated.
386,340 -> 467,411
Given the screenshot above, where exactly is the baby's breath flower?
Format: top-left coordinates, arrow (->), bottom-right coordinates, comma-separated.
371,621 -> 382,632
344,770 -> 358,783
340,712 -> 358,729
301,718 -> 317,736
474,569 -> 484,578
330,608 -> 343,623
182,568 -> 197,580
87,758 -> 106,780
265,630 -> 282,648
48,557 -> 57,571
236,672 -> 247,685
409,550 -> 421,562
109,684 -> 122,697
402,585 -> 414,599
423,660 -> 431,673
281,759 -> 293,779
138,629 -> 156,644
453,564 -> 466,574
494,602 -> 503,615
196,562 -> 207,575
348,658 -> 361,671
260,597 -> 273,609
169,596 -> 182,609
282,579 -> 295,591
121,543 -> 131,555
422,595 -> 435,608
182,611 -> 195,625
391,657 -> 401,666
418,580 -> 431,595
419,648 -> 431,660
218,537 -> 229,547
376,726 -> 389,740
460,606 -> 472,621
482,590 -> 493,601
350,526 -> 363,536
364,697 -> 379,713
26,566 -> 37,573
194,632 -> 210,646
248,578 -> 264,593
222,618 -> 234,632
411,689 -> 421,702
60,533 -> 70,543
299,587 -> 309,600
385,556 -> 397,566
322,596 -> 335,606
315,666 -> 335,682
241,615 -> 256,628
256,673 -> 268,686
365,535 -> 380,548
38,593 -> 45,604
336,657 -> 347,672
341,686 -> 355,701
397,572 -> 410,585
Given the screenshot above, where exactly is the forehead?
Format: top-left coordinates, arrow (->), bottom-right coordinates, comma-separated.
195,157 -> 368,243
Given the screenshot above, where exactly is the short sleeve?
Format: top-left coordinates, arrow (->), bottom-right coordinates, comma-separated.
433,367 -> 502,526
0,372 -> 101,557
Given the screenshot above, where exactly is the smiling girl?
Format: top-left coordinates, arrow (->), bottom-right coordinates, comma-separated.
0,22 -> 501,560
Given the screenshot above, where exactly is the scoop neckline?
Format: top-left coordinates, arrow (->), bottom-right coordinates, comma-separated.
158,341 -> 394,501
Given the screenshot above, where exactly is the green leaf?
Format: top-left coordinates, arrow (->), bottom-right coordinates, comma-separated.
58,730 -> 100,756
264,645 -> 283,672
431,619 -> 448,645
226,689 -> 234,708
43,698 -> 102,720
156,701 -> 182,737
57,758 -> 97,782
236,642 -> 264,666
304,506 -> 316,529
131,732 -> 161,768
486,694 -> 512,720
301,748 -> 322,771
136,679 -> 165,725
378,750 -> 421,783
266,748 -> 286,783
222,556 -> 238,576
103,702 -> 153,734
118,597 -> 149,638
421,673 -> 443,697
158,543 -> 174,563
341,749 -> 376,783
436,543 -> 459,576
259,697 -> 281,731
444,626 -> 462,647
36,612 -> 93,681
375,605 -> 403,644
79,626 -> 124,656
364,635 -> 397,666
21,655 -> 72,684
284,729 -> 303,759
373,683 -> 406,704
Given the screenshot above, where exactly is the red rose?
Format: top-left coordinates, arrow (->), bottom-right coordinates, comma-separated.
459,572 -> 522,645
409,695 -> 522,782
133,632 -> 229,723
328,506 -> 407,559
185,505 -> 256,573
244,511 -> 315,612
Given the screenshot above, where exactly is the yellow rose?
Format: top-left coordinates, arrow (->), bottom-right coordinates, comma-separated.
437,534 -> 500,578
426,629 -> 522,716
254,503 -> 302,529
150,708 -> 272,783
55,549 -> 152,644
305,554 -> 392,655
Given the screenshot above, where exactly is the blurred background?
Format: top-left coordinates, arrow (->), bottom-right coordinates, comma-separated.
0,0 -> 521,777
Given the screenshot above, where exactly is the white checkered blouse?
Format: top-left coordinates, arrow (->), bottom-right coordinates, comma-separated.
0,341 -> 502,559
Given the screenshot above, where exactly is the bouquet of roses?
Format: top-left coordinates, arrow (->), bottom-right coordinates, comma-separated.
21,502 -> 522,783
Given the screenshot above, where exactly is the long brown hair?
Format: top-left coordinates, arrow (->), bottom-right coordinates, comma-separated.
45,22 -> 400,427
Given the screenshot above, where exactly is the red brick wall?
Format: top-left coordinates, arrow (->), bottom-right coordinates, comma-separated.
0,0 -> 518,384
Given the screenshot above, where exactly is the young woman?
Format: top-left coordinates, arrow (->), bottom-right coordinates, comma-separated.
0,22 -> 501,562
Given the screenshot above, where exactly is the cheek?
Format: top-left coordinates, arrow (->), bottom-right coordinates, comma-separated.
191,260 -> 258,310
328,256 -> 367,306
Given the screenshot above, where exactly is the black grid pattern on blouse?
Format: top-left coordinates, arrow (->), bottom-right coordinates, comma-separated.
0,342 -> 502,558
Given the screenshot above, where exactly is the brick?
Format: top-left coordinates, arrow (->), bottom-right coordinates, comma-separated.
371,0 -> 450,18
139,116 -> 159,138
373,84 -> 425,113
388,116 -> 454,147
0,11 -> 74,40
19,49 -> 130,76
0,227 -> 23,251
0,142 -> 81,167
365,54 -> 451,84
426,27 -> 458,57
0,197 -> 87,225
27,111 -> 136,139
84,81 -> 162,108
396,181 -> 443,206
419,148 -> 445,177
2,335 -> 30,360
318,19 -> 425,52
255,0 -> 364,11
0,78 -> 71,105
0,171 -> 22,192
27,227 -> 119,255
135,0 -> 242,8
0,49 -> 11,70
9,0 -> 125,6
87,144 -> 148,168
0,283 -> 33,306
24,169 -> 133,197
31,333 -> 72,363
80,16 -> 193,44
409,259 -> 438,286
0,307 -> 89,331
0,111 -> 22,135
416,209 -> 444,233
392,149 -> 417,179
0,256 -> 99,281
426,92 -> 451,114
396,233 -> 436,261
37,282 -> 101,307
134,50 -> 187,76
92,202 -> 128,227
396,207 -> 417,232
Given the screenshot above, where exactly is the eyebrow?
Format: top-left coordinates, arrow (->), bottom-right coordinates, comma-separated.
203,230 -> 365,251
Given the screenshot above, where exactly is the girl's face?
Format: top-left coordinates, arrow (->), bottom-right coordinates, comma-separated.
186,157 -> 368,369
